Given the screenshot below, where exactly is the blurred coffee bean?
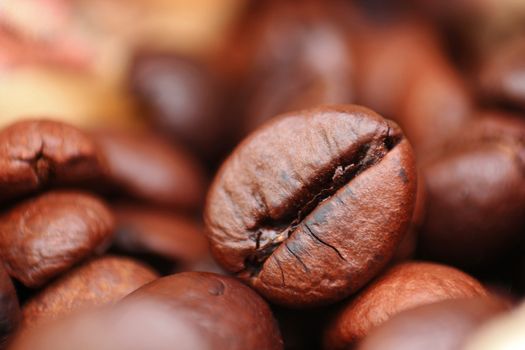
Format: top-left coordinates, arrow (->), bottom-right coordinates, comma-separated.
21,256 -> 157,329
112,204 -> 218,274
130,52 -> 233,162
205,105 -> 417,307
0,264 -> 20,348
358,297 -> 508,350
0,191 -> 114,287
479,37 -> 525,110
0,120 -> 107,204
323,261 -> 488,349
127,272 -> 283,350
228,0 -> 355,135
354,20 -> 473,158
11,299 -> 212,350
419,111 -> 525,268
462,300 -> 525,350
94,129 -> 206,211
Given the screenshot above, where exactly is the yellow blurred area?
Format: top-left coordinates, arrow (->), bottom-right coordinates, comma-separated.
0,68 -> 141,129
0,0 -> 246,129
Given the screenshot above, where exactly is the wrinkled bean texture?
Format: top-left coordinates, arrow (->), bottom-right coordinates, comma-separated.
205,105 -> 417,307
0,120 -> 106,204
0,191 -> 115,287
127,272 -> 283,350
22,256 -> 158,329
323,262 -> 488,350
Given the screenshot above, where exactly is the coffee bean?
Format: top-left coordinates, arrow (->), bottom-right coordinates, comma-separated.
0,264 -> 20,347
130,52 -> 231,161
94,130 -> 206,211
0,120 -> 107,204
127,272 -> 283,350
323,261 -> 488,349
205,105 -> 417,307
0,191 -> 114,287
228,1 -> 355,135
358,297 -> 508,350
420,111 -> 525,268
21,256 -> 158,329
112,204 -> 214,274
479,37 -> 525,110
11,300 -> 212,350
354,20 -> 473,158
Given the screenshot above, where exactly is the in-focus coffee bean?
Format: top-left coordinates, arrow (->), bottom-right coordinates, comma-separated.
0,191 -> 114,287
0,120 -> 107,204
205,105 -> 417,307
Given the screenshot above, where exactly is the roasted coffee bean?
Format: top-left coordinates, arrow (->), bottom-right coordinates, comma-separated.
479,37 -> 525,110
0,264 -> 20,348
11,300 -> 212,350
462,300 -> 525,350
113,204 -> 214,274
323,261 -> 488,349
358,297 -> 508,350
420,112 -> 525,268
0,120 -> 107,204
127,272 -> 283,350
355,20 -> 473,158
205,105 -> 417,307
0,191 -> 114,287
94,130 -> 206,211
21,256 -> 158,329
130,52 -> 231,161
228,1 -> 355,135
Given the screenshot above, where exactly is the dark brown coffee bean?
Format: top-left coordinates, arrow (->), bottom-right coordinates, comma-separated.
0,120 -> 107,204
323,261 -> 488,350
0,191 -> 114,287
130,52 -> 231,161
420,111 -> 525,268
358,297 -> 508,350
94,130 -> 206,211
127,272 -> 283,350
479,37 -> 525,110
229,1 -> 355,135
0,264 -> 20,348
113,204 -> 214,274
205,105 -> 417,307
21,256 -> 158,329
11,300 -> 212,350
355,20 -> 473,158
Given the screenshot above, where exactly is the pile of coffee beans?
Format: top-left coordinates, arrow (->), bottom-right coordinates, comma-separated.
0,0 -> 524,349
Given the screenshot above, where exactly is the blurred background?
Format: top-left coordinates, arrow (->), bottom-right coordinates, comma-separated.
1,0 -> 523,169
